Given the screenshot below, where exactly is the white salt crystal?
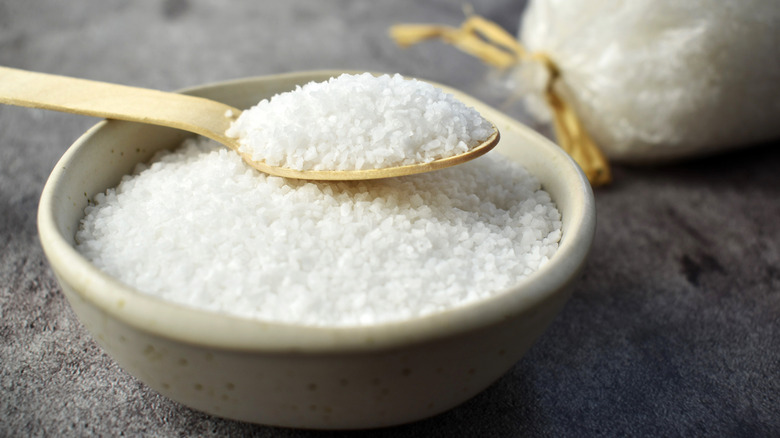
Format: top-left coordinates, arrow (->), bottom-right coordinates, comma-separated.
76,138 -> 561,327
226,73 -> 493,171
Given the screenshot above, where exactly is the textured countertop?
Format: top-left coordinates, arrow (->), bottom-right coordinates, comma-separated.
1,1 -> 778,436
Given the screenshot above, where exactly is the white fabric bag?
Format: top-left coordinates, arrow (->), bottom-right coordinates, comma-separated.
517,0 -> 780,163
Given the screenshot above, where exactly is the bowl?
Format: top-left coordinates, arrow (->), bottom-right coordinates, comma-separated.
37,71 -> 595,429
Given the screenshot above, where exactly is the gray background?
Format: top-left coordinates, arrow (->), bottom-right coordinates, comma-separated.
1,1 -> 778,436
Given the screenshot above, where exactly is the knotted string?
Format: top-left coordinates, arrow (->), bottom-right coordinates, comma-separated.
390,16 -> 612,186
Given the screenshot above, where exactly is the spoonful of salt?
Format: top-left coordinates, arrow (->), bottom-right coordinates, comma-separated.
0,67 -> 499,180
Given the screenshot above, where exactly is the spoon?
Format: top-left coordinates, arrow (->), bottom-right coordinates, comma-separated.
0,66 -> 500,180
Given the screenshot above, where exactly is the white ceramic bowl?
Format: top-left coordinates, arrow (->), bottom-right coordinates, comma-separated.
37,71 -> 595,429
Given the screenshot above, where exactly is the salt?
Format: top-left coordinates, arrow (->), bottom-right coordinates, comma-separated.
226,73 -> 493,171
76,138 -> 561,327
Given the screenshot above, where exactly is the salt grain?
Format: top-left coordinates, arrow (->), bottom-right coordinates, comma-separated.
226,73 -> 493,171
76,138 -> 561,327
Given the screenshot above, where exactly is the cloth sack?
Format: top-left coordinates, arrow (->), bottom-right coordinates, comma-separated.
518,0 -> 780,163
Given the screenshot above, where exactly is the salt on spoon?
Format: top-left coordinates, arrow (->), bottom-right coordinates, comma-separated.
227,72 -> 499,179
0,67 -> 499,180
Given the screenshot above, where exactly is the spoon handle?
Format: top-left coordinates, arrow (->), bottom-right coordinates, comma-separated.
0,66 -> 240,147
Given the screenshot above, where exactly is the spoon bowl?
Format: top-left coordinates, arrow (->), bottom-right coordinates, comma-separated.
0,66 -> 499,180
244,127 -> 499,180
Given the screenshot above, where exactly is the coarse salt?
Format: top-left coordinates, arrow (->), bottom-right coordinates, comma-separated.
76,138 -> 561,327
226,73 -> 493,171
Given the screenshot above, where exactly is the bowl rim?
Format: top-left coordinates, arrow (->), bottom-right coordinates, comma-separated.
37,70 -> 595,353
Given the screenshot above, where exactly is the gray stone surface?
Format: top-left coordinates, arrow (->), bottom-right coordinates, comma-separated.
1,1 -> 778,436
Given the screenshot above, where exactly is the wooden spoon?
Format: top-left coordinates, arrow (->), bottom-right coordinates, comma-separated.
0,66 -> 499,180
